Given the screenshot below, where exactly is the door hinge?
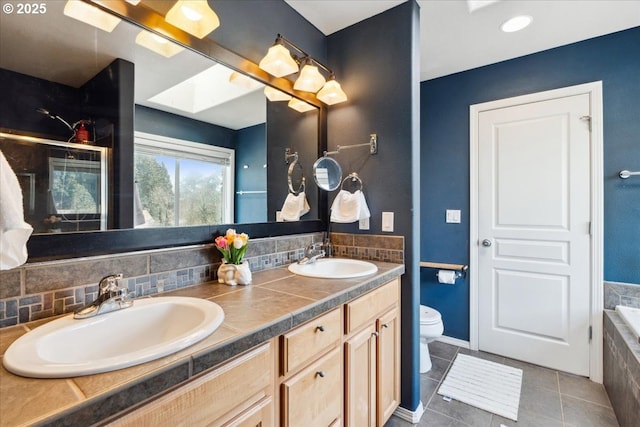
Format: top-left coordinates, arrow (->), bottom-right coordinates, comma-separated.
589,325 -> 593,341
580,115 -> 592,131
589,221 -> 592,236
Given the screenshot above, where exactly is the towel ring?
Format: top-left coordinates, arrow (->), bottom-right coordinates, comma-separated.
288,159 -> 305,195
340,172 -> 363,193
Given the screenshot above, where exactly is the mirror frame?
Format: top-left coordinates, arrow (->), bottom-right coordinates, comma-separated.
26,0 -> 328,262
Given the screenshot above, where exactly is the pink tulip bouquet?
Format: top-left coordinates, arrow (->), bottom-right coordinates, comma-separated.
214,229 -> 249,265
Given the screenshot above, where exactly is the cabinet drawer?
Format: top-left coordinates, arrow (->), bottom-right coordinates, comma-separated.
345,279 -> 399,334
110,342 -> 272,427
222,396 -> 273,427
281,308 -> 341,375
281,347 -> 342,427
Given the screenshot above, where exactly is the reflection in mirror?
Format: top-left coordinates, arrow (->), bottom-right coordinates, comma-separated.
0,0 -> 320,236
313,156 -> 343,191
0,133 -> 108,233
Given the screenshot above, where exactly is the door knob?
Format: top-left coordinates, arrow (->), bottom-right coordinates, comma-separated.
482,239 -> 492,247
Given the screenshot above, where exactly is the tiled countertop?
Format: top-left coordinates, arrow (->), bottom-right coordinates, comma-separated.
0,261 -> 404,427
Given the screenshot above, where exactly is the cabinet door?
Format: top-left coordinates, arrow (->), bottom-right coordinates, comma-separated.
377,307 -> 400,425
344,323 -> 377,427
281,347 -> 342,427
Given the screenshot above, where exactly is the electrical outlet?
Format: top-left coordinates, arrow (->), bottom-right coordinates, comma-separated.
382,212 -> 394,232
446,209 -> 461,224
359,217 -> 370,230
276,211 -> 283,222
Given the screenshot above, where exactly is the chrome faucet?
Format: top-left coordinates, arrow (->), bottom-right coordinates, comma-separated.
74,274 -> 133,319
298,243 -> 326,265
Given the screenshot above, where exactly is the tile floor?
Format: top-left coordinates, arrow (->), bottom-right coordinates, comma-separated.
385,341 -> 620,427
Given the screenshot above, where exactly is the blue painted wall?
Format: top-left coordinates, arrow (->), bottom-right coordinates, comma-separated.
235,123 -> 267,223
420,27 -> 640,341
328,1 -> 422,412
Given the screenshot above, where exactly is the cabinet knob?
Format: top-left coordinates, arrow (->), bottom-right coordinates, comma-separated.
372,331 -> 379,337
316,371 -> 325,378
315,325 -> 325,332
382,323 -> 389,329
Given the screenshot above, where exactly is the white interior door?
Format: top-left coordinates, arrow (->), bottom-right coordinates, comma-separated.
477,93 -> 592,376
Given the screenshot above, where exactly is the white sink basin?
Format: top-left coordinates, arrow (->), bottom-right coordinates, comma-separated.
288,258 -> 378,279
3,297 -> 224,378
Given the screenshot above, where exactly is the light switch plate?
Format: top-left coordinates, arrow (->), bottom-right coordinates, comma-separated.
359,217 -> 370,230
446,209 -> 461,224
382,212 -> 394,232
276,211 -> 283,222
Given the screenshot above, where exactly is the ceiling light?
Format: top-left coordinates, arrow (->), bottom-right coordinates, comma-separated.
259,43 -> 299,78
63,0 -> 121,32
124,0 -> 141,5
288,98 -> 315,113
500,15 -> 533,33
264,86 -> 292,102
294,61 -> 326,93
316,77 -> 347,105
165,0 -> 220,39
135,30 -> 184,58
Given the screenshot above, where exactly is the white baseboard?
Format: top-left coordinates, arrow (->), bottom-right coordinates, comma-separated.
393,401 -> 424,423
436,335 -> 470,349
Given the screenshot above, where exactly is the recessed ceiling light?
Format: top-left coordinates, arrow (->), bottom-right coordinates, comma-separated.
500,15 -> 533,33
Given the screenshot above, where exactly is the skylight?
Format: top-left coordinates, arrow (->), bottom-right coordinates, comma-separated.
148,64 -> 263,114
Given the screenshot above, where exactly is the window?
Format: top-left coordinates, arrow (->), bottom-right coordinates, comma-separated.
134,132 -> 234,228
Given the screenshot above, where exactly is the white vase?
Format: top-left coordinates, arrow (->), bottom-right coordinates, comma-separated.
217,260 -> 252,286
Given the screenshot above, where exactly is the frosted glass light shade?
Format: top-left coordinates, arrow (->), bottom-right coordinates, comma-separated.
264,86 -> 292,102
317,79 -> 347,105
288,98 -> 315,113
63,0 -> 121,32
259,44 -> 299,78
294,64 -> 326,93
135,30 -> 184,58
165,0 -> 220,39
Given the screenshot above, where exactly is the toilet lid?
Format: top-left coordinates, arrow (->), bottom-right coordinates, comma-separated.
420,305 -> 442,325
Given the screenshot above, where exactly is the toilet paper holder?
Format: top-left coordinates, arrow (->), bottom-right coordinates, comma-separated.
419,261 -> 468,279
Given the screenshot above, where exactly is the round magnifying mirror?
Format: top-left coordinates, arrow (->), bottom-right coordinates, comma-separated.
313,156 -> 342,191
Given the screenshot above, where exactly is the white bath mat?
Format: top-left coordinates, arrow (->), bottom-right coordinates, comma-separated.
437,354 -> 523,421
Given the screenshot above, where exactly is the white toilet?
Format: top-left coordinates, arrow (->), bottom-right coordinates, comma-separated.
420,305 -> 444,373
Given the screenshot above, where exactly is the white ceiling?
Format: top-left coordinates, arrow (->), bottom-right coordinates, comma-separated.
286,0 -> 640,81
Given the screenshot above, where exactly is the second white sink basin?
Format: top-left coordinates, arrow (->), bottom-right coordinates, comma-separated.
288,258 -> 378,279
3,296 -> 224,378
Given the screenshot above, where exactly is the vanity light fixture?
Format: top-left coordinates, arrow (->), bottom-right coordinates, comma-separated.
264,86 -> 292,102
135,30 -> 184,58
229,72 -> 263,90
258,42 -> 299,78
316,75 -> 348,105
165,0 -> 220,39
259,34 -> 348,105
288,98 -> 316,113
500,15 -> 533,33
63,0 -> 121,32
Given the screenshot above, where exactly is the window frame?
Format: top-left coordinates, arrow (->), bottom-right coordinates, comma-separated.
134,131 -> 235,227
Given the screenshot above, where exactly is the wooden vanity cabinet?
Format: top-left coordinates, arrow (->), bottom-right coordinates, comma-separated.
108,341 -> 274,427
106,277 -> 401,427
279,307 -> 343,427
344,278 -> 400,427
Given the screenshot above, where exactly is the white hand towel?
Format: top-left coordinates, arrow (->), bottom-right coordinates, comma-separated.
331,189 -> 371,223
281,192 -> 310,221
0,150 -> 33,270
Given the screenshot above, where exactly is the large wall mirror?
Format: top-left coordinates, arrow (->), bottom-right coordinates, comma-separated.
0,0 -> 326,260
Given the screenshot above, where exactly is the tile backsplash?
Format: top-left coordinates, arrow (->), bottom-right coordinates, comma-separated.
0,232 -> 404,328
604,281 -> 640,310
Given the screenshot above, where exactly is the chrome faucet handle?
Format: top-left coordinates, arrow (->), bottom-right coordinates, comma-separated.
98,274 -> 124,296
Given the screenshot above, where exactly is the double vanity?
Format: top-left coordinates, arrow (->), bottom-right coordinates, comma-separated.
0,259 -> 404,426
